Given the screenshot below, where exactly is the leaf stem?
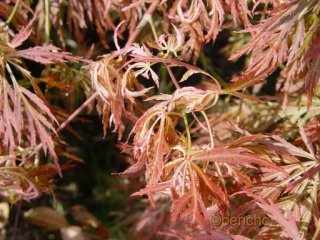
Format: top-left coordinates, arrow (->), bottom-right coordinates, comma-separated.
201,111 -> 214,148
126,0 -> 159,46
45,0 -> 50,41
148,16 -> 158,41
199,111 -> 226,192
5,0 -> 21,25
183,114 -> 192,157
5,63 -> 18,86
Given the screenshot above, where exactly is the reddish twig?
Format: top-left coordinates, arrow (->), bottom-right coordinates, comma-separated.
166,66 -> 181,89
26,92 -> 98,160
125,0 -> 160,46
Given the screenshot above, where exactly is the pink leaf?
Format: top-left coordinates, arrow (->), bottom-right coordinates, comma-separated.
191,147 -> 288,175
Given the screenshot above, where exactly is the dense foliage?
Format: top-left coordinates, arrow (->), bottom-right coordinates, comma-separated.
1,0 -> 320,239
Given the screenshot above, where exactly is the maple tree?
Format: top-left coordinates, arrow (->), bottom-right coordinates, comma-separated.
0,0 -> 320,239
